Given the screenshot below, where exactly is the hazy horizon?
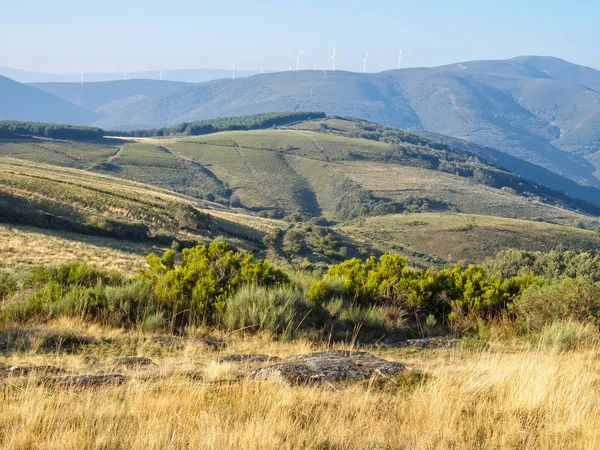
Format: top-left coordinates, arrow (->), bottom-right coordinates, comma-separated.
1,0 -> 599,74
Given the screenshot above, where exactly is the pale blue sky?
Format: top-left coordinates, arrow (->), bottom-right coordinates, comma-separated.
1,0 -> 598,73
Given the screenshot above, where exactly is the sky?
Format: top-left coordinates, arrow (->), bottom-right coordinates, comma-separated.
1,0 -> 599,74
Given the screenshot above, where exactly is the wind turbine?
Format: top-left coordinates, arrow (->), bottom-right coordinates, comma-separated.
331,47 -> 337,70
80,72 -> 84,84
363,53 -> 370,74
261,65 -> 264,74
296,50 -> 304,71
314,61 -> 317,70
397,48 -> 403,70
231,62 -> 236,80
160,70 -> 163,81
124,68 -> 127,80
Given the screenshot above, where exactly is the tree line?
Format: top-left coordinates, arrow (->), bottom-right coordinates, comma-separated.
0,121 -> 104,140
106,111 -> 327,137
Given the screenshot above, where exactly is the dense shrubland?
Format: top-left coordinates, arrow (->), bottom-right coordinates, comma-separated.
2,242 -> 600,343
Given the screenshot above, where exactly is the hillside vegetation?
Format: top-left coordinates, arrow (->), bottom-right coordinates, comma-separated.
2,115 -> 600,270
339,213 -> 600,266
0,157 -> 282,252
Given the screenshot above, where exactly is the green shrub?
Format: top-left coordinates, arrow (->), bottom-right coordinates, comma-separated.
222,285 -> 303,336
485,249 -> 600,282
283,229 -> 306,254
0,271 -> 19,301
306,275 -> 348,306
140,241 -> 289,325
514,278 -> 600,332
0,281 -> 62,322
104,279 -> 157,327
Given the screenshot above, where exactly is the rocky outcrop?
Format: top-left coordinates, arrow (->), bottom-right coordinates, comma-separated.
250,350 -> 409,386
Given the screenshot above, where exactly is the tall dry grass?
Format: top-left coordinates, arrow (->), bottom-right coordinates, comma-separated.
2,338 -> 600,449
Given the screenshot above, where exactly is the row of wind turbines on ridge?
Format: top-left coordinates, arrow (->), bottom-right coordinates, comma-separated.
230,48 -> 404,80
79,48 -> 405,83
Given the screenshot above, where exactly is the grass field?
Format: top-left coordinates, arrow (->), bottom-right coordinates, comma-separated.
339,212 -> 600,265
2,323 -> 600,449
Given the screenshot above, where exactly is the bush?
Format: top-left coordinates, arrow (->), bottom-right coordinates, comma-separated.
485,249 -> 600,281
283,229 -> 306,254
222,285 -> 303,336
0,271 -> 19,301
306,275 -> 348,306
140,241 -> 289,325
514,278 -> 600,332
0,274 -> 157,327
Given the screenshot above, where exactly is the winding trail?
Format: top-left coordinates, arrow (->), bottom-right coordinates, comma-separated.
295,71 -> 328,111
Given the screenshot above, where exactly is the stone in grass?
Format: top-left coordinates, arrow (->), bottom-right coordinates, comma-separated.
111,357 -> 157,367
8,365 -> 66,376
152,335 -> 224,350
250,350 -> 411,386
42,374 -> 126,387
212,354 -> 281,365
397,337 -> 460,348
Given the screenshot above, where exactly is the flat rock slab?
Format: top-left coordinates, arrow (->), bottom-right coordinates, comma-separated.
152,336 -> 224,350
111,357 -> 157,367
395,337 -> 459,348
213,354 -> 281,365
8,365 -> 66,376
250,350 -> 409,386
43,374 -> 126,387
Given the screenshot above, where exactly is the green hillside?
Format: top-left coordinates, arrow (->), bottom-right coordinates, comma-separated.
2,116 -> 600,269
3,118 -> 597,226
338,213 -> 600,266
0,157 -> 279,251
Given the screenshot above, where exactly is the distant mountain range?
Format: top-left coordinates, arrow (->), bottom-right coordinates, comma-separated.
0,75 -> 100,125
0,66 -> 266,83
2,56 -> 600,193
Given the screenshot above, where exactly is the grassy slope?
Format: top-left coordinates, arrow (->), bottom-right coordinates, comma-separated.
338,213 -> 600,266
0,157 -> 285,252
2,122 -> 600,265
1,127 -> 597,226
0,224 -> 157,275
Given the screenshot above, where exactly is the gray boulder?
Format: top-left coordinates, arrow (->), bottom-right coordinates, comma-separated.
250,350 -> 409,385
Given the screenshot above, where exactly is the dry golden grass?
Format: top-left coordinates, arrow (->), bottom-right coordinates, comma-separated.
0,224 -> 160,275
2,324 -> 600,449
